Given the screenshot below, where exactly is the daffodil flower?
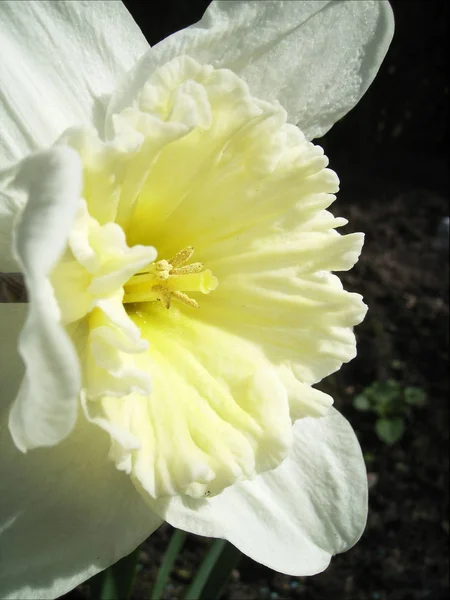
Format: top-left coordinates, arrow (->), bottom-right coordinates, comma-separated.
0,1 -> 394,598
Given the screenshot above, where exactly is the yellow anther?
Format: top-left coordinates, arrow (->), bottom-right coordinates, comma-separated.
172,291 -> 200,309
169,246 -> 195,268
154,260 -> 172,280
171,262 -> 204,275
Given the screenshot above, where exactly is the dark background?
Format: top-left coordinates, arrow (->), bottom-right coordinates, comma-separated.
70,1 -> 449,599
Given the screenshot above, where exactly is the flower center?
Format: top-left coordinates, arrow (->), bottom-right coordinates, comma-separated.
123,246 -> 218,309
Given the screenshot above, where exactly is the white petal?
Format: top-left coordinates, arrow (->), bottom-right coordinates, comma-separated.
108,0 -> 394,139
150,409 -> 368,576
0,386 -> 161,599
7,148 -> 83,451
0,0 -> 149,163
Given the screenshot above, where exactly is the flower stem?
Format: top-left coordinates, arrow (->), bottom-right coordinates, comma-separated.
150,529 -> 188,600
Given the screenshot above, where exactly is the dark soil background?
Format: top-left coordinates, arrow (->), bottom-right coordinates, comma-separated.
66,1 -> 449,599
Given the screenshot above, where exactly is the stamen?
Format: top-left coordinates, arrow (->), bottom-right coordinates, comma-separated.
152,284 -> 172,309
172,291 -> 200,309
123,247 -> 217,309
171,262 -> 204,275
169,246 -> 195,268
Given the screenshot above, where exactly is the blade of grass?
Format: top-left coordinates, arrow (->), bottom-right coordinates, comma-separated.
197,541 -> 242,600
151,528 -> 188,600
89,544 -> 141,600
184,539 -> 227,600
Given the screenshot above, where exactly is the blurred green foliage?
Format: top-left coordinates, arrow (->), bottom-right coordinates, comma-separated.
353,380 -> 426,445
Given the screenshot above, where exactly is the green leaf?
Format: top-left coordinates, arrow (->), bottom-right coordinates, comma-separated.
370,380 -> 402,417
151,529 -> 188,600
89,544 -> 141,600
404,387 -> 426,406
197,541 -> 242,600
353,394 -> 372,411
184,539 -> 227,600
373,380 -> 400,398
375,418 -> 405,445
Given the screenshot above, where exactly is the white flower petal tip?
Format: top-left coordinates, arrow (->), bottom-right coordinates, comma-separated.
151,409 -> 368,576
6,147 -> 83,452
108,0 -> 395,140
0,0 -> 149,164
